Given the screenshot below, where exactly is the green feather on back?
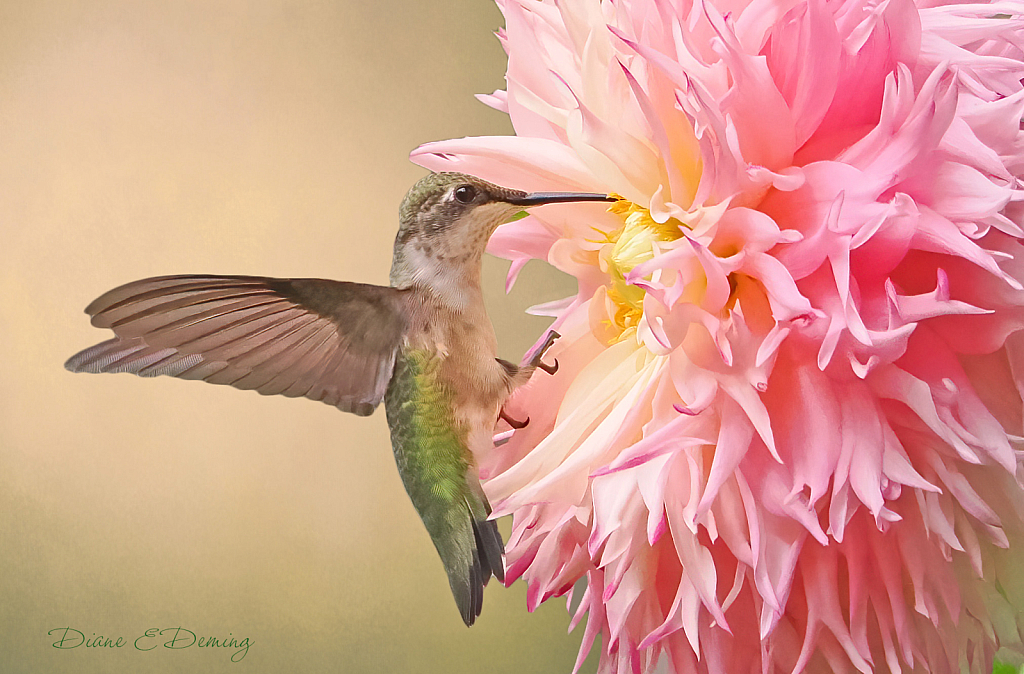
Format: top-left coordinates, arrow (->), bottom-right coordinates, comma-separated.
384,349 -> 504,625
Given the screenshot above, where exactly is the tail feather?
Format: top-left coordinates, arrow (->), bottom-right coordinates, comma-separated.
469,550 -> 483,622
472,516 -> 505,585
440,498 -> 504,626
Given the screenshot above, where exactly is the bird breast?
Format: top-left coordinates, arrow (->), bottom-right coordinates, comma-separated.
404,295 -> 510,445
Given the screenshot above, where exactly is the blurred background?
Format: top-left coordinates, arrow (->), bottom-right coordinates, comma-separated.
0,1 -> 593,672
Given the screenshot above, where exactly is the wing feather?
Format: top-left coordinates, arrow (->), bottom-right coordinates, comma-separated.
66,274 -> 410,415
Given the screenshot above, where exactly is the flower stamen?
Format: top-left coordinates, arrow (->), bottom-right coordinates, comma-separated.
597,201 -> 684,338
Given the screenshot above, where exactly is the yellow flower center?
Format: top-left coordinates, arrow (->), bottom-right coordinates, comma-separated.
598,201 -> 684,339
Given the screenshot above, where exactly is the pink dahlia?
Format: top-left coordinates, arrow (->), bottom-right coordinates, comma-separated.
414,0 -> 1024,672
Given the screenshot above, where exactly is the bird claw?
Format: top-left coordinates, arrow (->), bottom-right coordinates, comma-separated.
500,409 -> 529,429
530,330 -> 560,376
537,358 -> 558,375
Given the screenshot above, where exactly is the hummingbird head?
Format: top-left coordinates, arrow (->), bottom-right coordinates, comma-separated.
390,172 -> 613,306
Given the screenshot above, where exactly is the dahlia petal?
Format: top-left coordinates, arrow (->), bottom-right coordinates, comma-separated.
568,93 -> 663,201
792,547 -> 874,674
720,378 -> 779,462
756,513 -> 805,637
618,61 -> 697,209
842,64 -> 958,185
476,88 -> 510,113
912,206 -> 1022,290
958,88 -> 1024,152
517,357 -> 664,509
711,38 -> 797,171
489,215 -> 560,260
527,295 -> 576,318
505,256 -> 530,293
492,346 -> 665,514
665,494 -> 731,632
842,387 -> 890,525
941,116 -> 1015,184
764,0 -> 842,147
592,413 -> 704,477
912,160 -> 1014,223
880,433 -> 939,494
734,0 -> 806,53
983,212 -> 1024,239
871,365 -> 982,464
573,582 -> 604,674
886,269 -> 992,322
411,136 -> 597,191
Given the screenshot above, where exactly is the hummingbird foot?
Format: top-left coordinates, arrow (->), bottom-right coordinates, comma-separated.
537,358 -> 558,375
499,409 -> 530,429
529,330 -> 561,375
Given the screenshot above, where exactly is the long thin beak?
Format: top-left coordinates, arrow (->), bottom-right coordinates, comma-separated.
506,192 -> 617,206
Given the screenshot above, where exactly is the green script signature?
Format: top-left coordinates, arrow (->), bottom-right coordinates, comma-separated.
48,627 -> 251,662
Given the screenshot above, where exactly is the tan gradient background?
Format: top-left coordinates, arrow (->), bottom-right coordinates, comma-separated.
0,1 -> 595,672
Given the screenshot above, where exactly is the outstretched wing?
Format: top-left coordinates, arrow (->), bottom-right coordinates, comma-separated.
65,274 -> 410,416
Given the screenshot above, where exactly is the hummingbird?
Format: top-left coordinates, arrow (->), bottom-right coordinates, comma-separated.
65,171 -> 614,625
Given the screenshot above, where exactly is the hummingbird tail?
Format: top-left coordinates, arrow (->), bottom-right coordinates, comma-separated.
443,494 -> 505,626
472,514 -> 505,585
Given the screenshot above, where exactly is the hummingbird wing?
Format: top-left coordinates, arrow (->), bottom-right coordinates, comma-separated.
65,274 -> 409,416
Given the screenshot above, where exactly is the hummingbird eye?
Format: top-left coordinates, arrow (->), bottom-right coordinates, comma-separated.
453,185 -> 477,204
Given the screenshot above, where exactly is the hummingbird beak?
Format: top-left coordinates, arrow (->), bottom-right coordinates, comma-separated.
506,191 -> 617,207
